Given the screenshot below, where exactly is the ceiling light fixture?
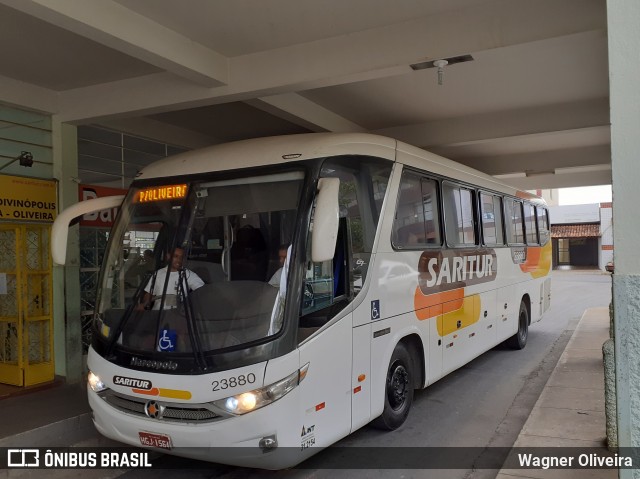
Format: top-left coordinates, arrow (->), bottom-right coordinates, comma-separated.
410,54 -> 474,86
433,59 -> 448,86
410,54 -> 474,71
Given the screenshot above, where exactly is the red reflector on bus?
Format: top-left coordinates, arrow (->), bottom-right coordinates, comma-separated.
353,386 -> 362,394
315,402 -> 325,411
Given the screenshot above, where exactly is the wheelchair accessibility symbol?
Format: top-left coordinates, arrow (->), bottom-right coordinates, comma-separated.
158,329 -> 177,352
371,300 -> 380,320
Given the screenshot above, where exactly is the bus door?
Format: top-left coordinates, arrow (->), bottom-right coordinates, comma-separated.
298,218 -> 352,446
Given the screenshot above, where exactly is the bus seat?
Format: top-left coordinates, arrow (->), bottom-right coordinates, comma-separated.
397,223 -> 426,245
190,281 -> 278,348
187,260 -> 225,284
231,226 -> 267,280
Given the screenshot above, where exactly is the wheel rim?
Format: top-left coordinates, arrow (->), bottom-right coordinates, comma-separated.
387,361 -> 409,410
519,310 -> 528,343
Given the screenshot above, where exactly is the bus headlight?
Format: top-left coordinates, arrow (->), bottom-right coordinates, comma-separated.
214,363 -> 309,415
88,370 -> 108,393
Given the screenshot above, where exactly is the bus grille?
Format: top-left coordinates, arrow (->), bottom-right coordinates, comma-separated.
100,391 -> 220,423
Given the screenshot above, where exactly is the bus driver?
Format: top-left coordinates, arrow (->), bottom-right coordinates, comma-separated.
137,247 -> 204,310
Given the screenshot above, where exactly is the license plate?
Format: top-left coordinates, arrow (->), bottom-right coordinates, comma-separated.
139,431 -> 173,450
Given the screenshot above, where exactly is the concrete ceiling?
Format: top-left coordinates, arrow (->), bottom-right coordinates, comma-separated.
0,0 -> 610,190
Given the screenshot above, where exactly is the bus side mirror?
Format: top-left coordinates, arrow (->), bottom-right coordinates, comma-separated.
52,195 -> 125,265
311,178 -> 340,263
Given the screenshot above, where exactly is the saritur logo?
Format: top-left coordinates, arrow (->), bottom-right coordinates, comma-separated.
113,376 -> 152,390
418,248 -> 498,294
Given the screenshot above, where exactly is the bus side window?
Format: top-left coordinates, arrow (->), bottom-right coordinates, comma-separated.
480,192 -> 504,245
505,199 -> 525,244
443,182 -> 476,246
392,171 -> 441,248
524,203 -> 538,244
536,206 -> 550,245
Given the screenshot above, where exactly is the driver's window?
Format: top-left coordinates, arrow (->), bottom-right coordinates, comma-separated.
301,257 -> 335,316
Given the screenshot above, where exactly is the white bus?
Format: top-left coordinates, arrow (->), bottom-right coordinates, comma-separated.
52,133 -> 551,469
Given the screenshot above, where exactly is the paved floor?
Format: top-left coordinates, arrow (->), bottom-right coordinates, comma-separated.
0,303 -> 617,477
497,307 -> 616,479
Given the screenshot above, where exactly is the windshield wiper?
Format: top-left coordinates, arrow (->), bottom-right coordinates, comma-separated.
177,270 -> 207,371
105,270 -> 155,355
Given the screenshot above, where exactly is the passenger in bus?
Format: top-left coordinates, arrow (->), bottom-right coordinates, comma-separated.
137,247 -> 204,310
268,245 -> 289,287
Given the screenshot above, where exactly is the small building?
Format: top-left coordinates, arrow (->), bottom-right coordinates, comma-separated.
549,203 -> 613,270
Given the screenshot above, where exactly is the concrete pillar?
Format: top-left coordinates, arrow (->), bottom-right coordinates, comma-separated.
51,118 -> 83,383
607,1 -> 640,477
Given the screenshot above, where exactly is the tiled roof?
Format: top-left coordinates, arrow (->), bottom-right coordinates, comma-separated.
551,223 -> 601,238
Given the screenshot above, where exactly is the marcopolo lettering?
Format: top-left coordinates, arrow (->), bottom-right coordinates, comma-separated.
130,357 -> 178,371
113,375 -> 152,389
418,248 -> 498,294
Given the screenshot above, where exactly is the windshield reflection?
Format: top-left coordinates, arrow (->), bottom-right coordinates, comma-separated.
94,171 -> 304,358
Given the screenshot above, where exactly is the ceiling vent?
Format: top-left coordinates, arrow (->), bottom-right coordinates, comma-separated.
410,54 -> 474,71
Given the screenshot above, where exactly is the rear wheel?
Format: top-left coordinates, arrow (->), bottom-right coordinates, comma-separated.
372,342 -> 414,430
506,300 -> 529,350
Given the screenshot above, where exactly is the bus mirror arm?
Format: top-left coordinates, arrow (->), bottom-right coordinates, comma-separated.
311,178 -> 340,263
51,195 -> 125,265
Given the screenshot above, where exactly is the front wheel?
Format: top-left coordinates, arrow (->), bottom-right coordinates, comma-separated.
506,300 -> 529,350
372,342 -> 414,430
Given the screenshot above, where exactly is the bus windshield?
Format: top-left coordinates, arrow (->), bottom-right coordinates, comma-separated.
93,169 -> 305,360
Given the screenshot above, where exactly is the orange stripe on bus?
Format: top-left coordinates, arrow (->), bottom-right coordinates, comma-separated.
531,241 -> 553,278
439,295 -> 481,336
520,242 -> 552,278
158,388 -> 192,400
442,299 -> 465,314
132,388 -> 159,396
519,246 -> 542,273
131,387 -> 191,400
516,190 -> 537,199
414,287 -> 464,320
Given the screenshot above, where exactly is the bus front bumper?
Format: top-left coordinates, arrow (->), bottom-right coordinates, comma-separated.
88,386 -> 311,469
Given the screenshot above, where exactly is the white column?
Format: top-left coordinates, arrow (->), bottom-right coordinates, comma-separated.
607,1 -> 640,477
52,118 -> 83,383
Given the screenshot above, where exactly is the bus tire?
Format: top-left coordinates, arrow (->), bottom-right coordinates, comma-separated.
372,342 -> 414,430
506,300 -> 529,350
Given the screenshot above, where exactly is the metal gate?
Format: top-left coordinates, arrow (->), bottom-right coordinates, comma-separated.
0,224 -> 54,386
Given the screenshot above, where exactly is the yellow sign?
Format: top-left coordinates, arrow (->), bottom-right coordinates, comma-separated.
137,184 -> 187,203
0,175 -> 57,222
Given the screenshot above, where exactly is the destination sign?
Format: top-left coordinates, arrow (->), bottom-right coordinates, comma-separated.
136,184 -> 187,203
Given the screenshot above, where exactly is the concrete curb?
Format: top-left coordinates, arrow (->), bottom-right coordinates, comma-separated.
497,307 -> 614,479
0,413 -> 94,448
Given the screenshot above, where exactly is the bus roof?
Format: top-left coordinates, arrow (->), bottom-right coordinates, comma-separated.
138,133 -> 396,179
136,132 -> 545,206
